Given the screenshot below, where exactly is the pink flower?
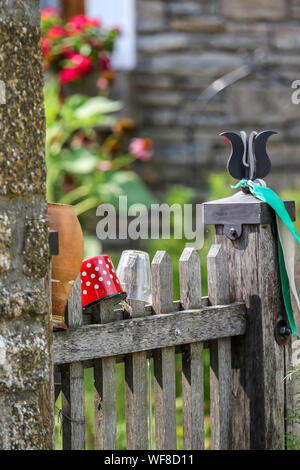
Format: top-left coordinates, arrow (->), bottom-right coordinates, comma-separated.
67,14 -> 100,32
97,77 -> 109,89
41,7 -> 60,18
129,138 -> 153,160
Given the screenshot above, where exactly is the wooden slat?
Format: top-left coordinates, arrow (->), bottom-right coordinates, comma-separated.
152,251 -> 177,450
54,303 -> 246,365
125,351 -> 148,449
55,273 -> 83,402
61,275 -> 85,450
209,338 -> 232,450
40,260 -> 55,449
94,300 -> 117,450
94,355 -> 116,450
154,347 -> 177,449
180,248 -> 204,449
179,247 -> 202,309
61,362 -> 85,450
66,274 -> 83,327
207,244 -> 232,450
152,251 -> 174,314
125,299 -> 148,450
182,343 -> 204,449
207,244 -> 230,306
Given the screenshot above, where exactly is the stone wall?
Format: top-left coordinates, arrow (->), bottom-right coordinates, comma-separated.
0,0 -> 53,449
135,0 -> 300,199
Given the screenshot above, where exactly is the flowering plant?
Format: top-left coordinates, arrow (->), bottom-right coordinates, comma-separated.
45,80 -> 154,215
41,8 -> 119,88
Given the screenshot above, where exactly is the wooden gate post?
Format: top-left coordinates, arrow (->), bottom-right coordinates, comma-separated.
204,190 -> 295,450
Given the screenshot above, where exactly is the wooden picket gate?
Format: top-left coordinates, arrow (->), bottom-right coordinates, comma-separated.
53,236 -> 291,450
53,245 -> 246,450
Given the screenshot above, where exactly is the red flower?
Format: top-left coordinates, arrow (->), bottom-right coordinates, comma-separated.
59,67 -> 82,83
59,53 -> 92,83
67,14 -> 100,32
68,53 -> 92,70
42,36 -> 51,56
129,138 -> 153,160
41,7 -> 60,19
47,26 -> 65,39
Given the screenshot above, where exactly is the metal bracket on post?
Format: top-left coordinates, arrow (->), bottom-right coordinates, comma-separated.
224,225 -> 242,241
49,230 -> 59,256
203,191 -> 295,241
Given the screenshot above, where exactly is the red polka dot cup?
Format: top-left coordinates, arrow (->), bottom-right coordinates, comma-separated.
80,255 -> 125,309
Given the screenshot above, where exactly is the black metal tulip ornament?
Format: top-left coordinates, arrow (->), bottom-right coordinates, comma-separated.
221,130 -> 276,182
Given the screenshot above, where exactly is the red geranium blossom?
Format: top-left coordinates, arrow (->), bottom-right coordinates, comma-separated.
59,53 -> 92,83
47,26 -> 65,39
67,52 -> 92,70
42,36 -> 51,56
67,14 -> 100,32
59,68 -> 82,83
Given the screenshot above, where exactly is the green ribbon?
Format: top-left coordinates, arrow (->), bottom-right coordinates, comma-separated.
231,179 -> 300,338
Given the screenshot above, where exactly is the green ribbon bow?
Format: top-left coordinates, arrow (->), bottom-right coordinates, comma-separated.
232,179 -> 300,338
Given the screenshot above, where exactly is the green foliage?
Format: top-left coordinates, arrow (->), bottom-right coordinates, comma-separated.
45,79 -> 155,215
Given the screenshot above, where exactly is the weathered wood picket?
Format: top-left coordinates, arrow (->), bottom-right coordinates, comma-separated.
53,190 -> 294,451
53,246 -> 246,450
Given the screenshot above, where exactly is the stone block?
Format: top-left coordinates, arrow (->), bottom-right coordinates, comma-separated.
0,286 -> 49,318
137,1 -> 165,32
0,210 -> 14,274
221,0 -> 287,20
167,2 -> 204,17
0,321 -> 49,392
138,33 -> 190,53
272,25 -> 300,49
23,217 -> 49,279
171,17 -> 225,33
0,0 -> 40,26
208,31 -> 268,51
0,21 -> 46,196
229,82 -> 300,126
136,90 -> 182,107
291,0 -> 300,18
147,53 -> 241,77
143,127 -> 186,143
1,395 -> 47,449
